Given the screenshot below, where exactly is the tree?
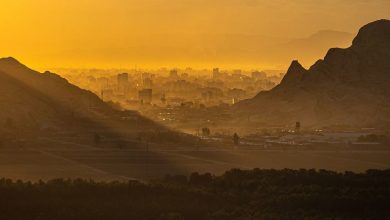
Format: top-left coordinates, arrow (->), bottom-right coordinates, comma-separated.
189,172 -> 212,186
233,133 -> 240,146
94,133 -> 101,146
202,127 -> 211,137
116,139 -> 126,149
295,121 -> 301,133
4,117 -> 13,128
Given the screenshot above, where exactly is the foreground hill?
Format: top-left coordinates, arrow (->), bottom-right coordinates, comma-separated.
0,57 -> 111,128
0,58 -> 188,144
234,19 -> 390,128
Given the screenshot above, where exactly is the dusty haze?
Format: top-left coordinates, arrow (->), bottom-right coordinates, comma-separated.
0,0 -> 389,70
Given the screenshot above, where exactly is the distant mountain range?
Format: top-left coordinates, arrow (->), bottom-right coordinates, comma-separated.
64,30 -> 353,69
1,20 -> 386,132
234,19 -> 390,128
265,30 -> 353,68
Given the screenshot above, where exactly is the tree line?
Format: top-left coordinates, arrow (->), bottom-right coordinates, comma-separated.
0,169 -> 389,219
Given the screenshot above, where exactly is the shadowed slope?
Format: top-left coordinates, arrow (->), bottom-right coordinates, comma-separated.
234,19 -> 390,128
0,57 -> 195,145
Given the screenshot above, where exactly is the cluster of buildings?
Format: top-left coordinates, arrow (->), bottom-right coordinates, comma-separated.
237,127 -> 390,151
61,68 -> 283,111
57,67 -> 282,131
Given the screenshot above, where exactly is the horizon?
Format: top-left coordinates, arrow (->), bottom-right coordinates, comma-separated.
1,0 -> 389,71
0,2 -> 390,219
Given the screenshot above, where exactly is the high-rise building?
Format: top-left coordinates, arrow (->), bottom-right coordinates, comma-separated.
138,89 -> 153,104
141,72 -> 151,80
212,68 -> 220,79
143,77 -> 153,89
251,71 -> 266,80
117,73 -> 129,85
117,73 -> 129,94
169,69 -> 178,78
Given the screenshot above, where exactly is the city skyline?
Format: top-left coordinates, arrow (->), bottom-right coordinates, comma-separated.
0,1 -> 389,218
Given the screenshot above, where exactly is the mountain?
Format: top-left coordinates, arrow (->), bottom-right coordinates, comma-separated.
266,30 -> 353,68
72,31 -> 352,69
234,19 -> 390,128
0,57 -> 106,128
0,57 -> 179,142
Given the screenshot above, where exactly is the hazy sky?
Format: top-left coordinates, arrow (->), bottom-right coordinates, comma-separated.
0,0 -> 389,70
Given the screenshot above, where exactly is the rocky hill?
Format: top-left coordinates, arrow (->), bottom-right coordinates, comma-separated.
0,57 -> 167,139
234,19 -> 390,128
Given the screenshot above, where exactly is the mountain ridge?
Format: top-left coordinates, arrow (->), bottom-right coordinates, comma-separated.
234,19 -> 390,128
0,57 -> 171,141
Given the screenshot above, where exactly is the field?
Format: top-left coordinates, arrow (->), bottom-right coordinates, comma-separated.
1,137 -> 390,181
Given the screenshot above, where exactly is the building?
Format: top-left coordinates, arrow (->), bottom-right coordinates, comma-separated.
138,89 -> 153,104
143,77 -> 153,89
201,87 -> 223,103
160,93 -> 167,105
212,68 -> 220,79
117,73 -> 129,85
207,80 -> 224,89
233,69 -> 242,75
232,69 -> 243,79
181,72 -> 189,78
251,71 -> 266,80
117,73 -> 129,93
142,72 -> 151,80
97,77 -> 109,89
101,89 -> 114,101
169,69 -> 178,78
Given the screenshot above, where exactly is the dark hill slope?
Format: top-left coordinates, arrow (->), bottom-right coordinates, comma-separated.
234,19 -> 390,127
0,57 -> 186,144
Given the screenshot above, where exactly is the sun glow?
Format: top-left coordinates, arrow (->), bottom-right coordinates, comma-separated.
0,0 -> 389,71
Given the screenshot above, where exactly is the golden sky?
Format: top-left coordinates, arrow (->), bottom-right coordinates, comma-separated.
0,0 -> 389,71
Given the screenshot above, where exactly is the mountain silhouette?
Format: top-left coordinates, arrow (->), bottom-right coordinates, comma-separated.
264,30 -> 353,68
77,30 -> 352,69
0,57 -> 176,142
234,19 -> 390,128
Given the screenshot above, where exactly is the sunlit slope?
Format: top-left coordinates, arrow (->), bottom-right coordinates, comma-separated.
0,57 -> 176,140
234,19 -> 390,128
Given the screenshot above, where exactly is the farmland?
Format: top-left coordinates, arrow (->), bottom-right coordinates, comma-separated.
1,136 -> 389,181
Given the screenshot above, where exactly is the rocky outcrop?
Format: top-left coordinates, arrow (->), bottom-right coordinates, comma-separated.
234,19 -> 390,128
279,60 -> 307,86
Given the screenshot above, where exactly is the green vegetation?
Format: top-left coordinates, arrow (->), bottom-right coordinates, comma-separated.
0,169 -> 389,219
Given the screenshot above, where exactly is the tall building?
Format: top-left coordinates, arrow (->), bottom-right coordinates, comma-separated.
169,69 -> 178,78
251,71 -> 266,80
143,77 -> 153,89
142,72 -> 151,80
117,73 -> 129,94
138,89 -> 153,104
212,68 -> 220,79
117,73 -> 129,85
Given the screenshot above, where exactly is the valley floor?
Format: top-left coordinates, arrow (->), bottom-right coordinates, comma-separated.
1,137 -> 390,181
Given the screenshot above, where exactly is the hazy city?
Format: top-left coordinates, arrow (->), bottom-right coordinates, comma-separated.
0,0 -> 389,219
